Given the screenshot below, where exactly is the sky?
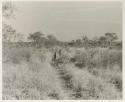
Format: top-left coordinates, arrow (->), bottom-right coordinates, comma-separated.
4,1 -> 122,41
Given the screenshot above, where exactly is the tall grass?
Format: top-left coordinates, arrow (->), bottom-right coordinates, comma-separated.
70,48 -> 122,71
3,47 -> 69,99
63,64 -> 122,99
3,46 -> 122,99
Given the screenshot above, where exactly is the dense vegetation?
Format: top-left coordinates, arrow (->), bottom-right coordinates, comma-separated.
3,42 -> 122,99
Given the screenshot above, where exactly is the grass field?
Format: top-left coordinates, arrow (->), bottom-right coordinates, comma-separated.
2,44 -> 122,100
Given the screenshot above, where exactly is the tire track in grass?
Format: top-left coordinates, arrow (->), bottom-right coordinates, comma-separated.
52,63 -> 83,99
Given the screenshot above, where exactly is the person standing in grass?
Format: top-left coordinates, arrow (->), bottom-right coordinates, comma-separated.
52,47 -> 63,64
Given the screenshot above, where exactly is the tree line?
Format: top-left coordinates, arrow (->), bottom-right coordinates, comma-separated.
2,2 -> 122,49
27,31 -> 122,49
2,24 -> 122,49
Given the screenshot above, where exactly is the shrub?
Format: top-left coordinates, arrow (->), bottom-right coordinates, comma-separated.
70,48 -> 122,71
108,49 -> 122,70
71,50 -> 88,68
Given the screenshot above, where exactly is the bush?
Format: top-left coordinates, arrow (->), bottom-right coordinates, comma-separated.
70,48 -> 122,71
71,50 -> 88,68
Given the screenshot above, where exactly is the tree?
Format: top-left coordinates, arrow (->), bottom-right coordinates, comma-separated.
2,2 -> 17,42
46,35 -> 58,46
76,39 -> 82,46
28,32 -> 46,47
105,33 -> 118,42
105,33 -> 118,47
47,35 -> 57,41
2,23 -> 16,42
2,1 -> 16,19
99,36 -> 107,47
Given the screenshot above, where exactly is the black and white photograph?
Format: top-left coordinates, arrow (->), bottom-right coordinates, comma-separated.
2,0 -> 123,100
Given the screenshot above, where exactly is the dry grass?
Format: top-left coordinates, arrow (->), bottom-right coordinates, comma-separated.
63,64 -> 122,99
70,47 -> 122,70
2,46 -> 122,100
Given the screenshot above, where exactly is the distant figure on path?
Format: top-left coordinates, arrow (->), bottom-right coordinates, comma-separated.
52,47 -> 62,62
53,51 -> 57,61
